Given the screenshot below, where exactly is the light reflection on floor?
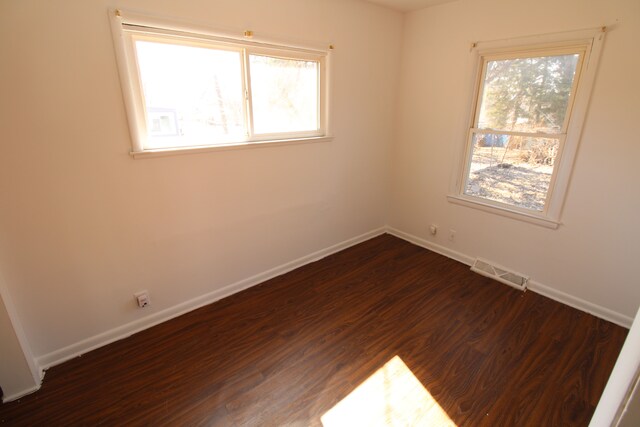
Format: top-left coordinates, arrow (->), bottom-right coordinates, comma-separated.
321,356 -> 456,427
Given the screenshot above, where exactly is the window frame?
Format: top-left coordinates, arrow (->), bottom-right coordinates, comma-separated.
109,9 -> 332,158
448,28 -> 606,229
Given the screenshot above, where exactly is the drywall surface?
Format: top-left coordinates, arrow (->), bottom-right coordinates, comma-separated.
0,0 -> 402,360
0,275 -> 38,401
390,0 -> 640,319
591,306 -> 640,426
617,377 -> 640,427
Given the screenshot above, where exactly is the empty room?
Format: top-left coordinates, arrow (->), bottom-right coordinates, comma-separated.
1,0 -> 639,425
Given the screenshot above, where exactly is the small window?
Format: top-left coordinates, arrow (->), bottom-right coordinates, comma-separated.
449,29 -> 606,228
110,10 -> 330,156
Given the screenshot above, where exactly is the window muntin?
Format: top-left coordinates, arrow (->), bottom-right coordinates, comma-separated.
461,48 -> 585,214
111,12 -> 329,154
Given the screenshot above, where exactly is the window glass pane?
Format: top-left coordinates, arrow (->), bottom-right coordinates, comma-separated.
249,55 -> 319,134
477,54 -> 579,133
464,133 -> 560,211
135,40 -> 246,149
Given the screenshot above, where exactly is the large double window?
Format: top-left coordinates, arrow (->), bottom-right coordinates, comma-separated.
450,29 -> 606,228
110,10 -> 329,157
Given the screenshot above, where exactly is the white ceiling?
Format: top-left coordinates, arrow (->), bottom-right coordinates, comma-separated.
364,0 -> 459,12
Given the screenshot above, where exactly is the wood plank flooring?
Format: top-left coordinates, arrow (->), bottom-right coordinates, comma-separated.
0,234 -> 628,426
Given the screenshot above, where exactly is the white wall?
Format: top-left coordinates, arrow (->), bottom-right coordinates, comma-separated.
617,376 -> 640,427
0,273 -> 39,401
590,306 -> 640,426
0,0 -> 402,364
390,0 -> 640,321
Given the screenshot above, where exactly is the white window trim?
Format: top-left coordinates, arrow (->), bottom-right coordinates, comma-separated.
128,136 -> 333,159
448,27 -> 607,229
109,9 -> 332,158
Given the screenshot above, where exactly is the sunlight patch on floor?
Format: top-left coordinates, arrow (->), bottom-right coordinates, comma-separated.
321,355 -> 456,427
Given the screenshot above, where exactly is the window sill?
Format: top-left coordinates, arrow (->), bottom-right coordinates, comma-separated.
130,136 -> 333,159
447,195 -> 560,229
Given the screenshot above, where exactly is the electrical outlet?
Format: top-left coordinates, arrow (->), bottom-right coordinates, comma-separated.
448,229 -> 457,242
134,291 -> 150,308
429,224 -> 438,235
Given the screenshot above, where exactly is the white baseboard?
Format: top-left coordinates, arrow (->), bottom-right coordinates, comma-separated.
527,280 -> 633,328
32,225 -> 634,373
385,226 -> 633,329
36,227 -> 387,370
2,384 -> 41,404
386,226 -> 474,266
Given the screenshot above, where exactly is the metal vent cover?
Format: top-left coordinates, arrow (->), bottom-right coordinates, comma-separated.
471,258 -> 528,291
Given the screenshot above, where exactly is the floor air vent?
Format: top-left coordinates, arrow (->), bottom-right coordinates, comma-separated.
471,258 -> 529,291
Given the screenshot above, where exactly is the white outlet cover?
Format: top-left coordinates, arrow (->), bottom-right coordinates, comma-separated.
134,291 -> 150,308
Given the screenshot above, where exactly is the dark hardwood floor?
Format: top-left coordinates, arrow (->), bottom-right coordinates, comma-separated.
0,234 -> 628,426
